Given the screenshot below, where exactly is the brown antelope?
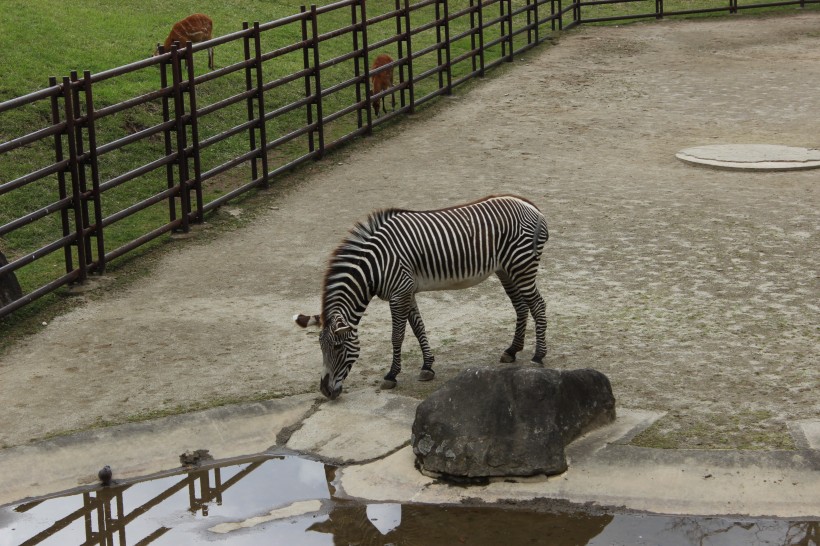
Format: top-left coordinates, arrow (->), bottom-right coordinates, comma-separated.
370,54 -> 395,117
154,13 -> 214,71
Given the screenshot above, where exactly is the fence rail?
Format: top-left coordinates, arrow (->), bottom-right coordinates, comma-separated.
0,0 -> 817,319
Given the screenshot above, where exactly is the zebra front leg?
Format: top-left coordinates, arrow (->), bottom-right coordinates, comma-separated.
524,285 -> 548,365
408,298 -> 435,381
382,295 -> 411,389
497,271 -> 529,363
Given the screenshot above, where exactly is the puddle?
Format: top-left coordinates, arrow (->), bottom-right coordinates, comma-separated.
0,455 -> 816,545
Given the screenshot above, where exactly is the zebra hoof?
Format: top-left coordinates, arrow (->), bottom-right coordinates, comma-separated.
500,351 -> 516,363
531,356 -> 544,366
380,379 -> 398,390
418,369 -> 435,381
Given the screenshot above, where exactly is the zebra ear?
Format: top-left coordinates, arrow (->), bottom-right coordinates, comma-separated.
294,314 -> 321,328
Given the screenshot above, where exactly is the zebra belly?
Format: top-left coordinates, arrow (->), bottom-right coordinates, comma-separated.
414,270 -> 496,292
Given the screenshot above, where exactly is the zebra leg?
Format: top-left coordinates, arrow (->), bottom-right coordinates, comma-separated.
522,283 -> 548,365
382,295 -> 412,389
497,271 -> 529,363
408,298 -> 435,381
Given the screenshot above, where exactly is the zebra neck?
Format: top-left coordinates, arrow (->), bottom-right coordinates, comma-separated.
322,263 -> 374,328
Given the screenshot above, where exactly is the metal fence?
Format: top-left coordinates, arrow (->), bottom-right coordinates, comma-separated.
0,0 -> 817,320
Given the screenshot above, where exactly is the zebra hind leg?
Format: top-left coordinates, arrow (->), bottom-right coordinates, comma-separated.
525,285 -> 548,365
497,272 -> 529,363
408,299 -> 435,381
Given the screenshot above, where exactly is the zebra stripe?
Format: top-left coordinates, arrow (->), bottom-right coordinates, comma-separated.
307,194 -> 549,399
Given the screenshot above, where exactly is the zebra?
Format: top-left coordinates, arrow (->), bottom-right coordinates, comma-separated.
295,194 -> 549,400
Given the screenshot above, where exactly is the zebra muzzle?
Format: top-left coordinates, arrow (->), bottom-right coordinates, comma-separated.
320,374 -> 342,400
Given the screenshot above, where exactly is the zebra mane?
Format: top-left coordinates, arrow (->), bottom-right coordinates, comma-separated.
333,208 -> 404,251
322,208 -> 405,321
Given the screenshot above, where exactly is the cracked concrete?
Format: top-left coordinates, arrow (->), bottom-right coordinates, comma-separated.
1,390 -> 817,518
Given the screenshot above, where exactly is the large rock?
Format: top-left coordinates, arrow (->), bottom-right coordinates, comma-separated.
0,251 -> 22,309
411,366 -> 616,481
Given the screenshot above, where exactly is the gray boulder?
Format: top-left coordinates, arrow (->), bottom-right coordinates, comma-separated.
411,366 -> 616,481
0,251 -> 22,309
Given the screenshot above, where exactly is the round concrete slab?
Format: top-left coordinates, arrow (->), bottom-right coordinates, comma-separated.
676,144 -> 820,171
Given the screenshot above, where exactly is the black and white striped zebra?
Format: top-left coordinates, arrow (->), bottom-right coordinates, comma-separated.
295,194 -> 549,400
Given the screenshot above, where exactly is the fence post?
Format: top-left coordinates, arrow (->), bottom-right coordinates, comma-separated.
252,22 -> 270,186
527,0 -> 539,45
300,7 -> 316,156
655,0 -> 663,18
158,47 -> 178,227
243,22 -> 260,184
49,76 -> 74,275
183,42 -> 204,223
351,1 -> 364,130
170,44 -> 191,233
436,0 -> 453,94
394,0 -> 407,110
69,71 -> 93,267
475,0 -> 486,76
359,0 -> 374,133
506,0 -> 514,60
310,5 -> 325,158
554,0 -> 562,31
402,0 -> 416,113
61,76 -> 87,284
81,70 -> 105,273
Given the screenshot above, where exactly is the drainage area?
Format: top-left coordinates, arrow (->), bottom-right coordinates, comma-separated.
1,455 -> 816,545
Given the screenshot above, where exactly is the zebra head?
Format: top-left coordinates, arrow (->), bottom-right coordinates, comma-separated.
318,313 -> 360,400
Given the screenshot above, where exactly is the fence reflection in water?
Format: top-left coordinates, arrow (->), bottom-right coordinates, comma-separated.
2,454 -> 818,545
3,455 -> 334,545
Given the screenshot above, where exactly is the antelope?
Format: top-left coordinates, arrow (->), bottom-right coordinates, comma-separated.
370,54 -> 395,117
154,13 -> 214,71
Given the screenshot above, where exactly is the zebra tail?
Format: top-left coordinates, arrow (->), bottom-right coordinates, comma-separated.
532,214 -> 549,257
294,313 -> 321,328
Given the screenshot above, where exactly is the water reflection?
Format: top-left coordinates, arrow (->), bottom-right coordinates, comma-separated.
310,502 -> 613,545
0,455 -> 817,546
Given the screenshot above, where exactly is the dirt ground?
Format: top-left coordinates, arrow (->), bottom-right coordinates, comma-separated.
0,13 -> 817,451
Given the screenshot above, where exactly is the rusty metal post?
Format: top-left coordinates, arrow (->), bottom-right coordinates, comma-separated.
50,76 -> 73,274
310,5 -> 325,157
351,1 -> 364,130
441,0 -> 452,94
183,42 -> 204,223
62,76 -> 87,283
69,71 -> 93,267
402,0 -> 416,113
252,22 -> 270,186
505,0 -> 514,61
82,70 -> 105,273
170,44 -> 191,233
301,7 -> 316,155
469,0 -> 485,77
158,46 -> 178,225
243,22 -> 260,184
395,0 -> 407,110
359,0 -> 374,133
530,0 -> 539,45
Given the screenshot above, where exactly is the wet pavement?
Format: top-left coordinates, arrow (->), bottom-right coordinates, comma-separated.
1,389 -> 817,524
3,454 -> 818,545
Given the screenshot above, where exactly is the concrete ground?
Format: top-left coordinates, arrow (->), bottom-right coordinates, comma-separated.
0,12 -> 819,518
1,390 -> 818,517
